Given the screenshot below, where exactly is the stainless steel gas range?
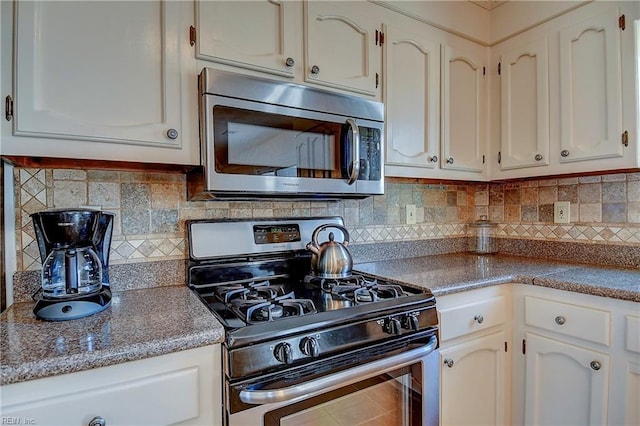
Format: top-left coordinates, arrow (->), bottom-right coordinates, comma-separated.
187,217 -> 440,426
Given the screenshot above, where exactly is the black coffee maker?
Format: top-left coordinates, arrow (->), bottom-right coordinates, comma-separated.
31,209 -> 114,321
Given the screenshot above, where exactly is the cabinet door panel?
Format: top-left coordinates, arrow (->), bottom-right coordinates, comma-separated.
559,7 -> 622,162
13,1 -> 182,147
500,38 -> 550,170
305,1 -> 380,96
196,0 -> 296,77
440,331 -> 507,426
385,27 -> 439,169
524,333 -> 609,426
441,45 -> 485,173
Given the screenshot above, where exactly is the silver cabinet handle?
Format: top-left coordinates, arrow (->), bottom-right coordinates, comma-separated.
285,57 -> 295,68
443,358 -> 454,368
535,154 -> 543,161
474,315 -> 484,324
88,417 -> 106,426
166,128 -> 178,140
446,157 -> 454,164
555,316 -> 566,325
428,155 -> 438,163
561,150 -> 570,157
345,118 -> 360,185
590,361 -> 601,371
240,335 -> 437,405
311,65 -> 320,75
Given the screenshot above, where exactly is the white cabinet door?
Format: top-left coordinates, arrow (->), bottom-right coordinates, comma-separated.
524,333 -> 609,426
499,38 -> 550,170
195,0 -> 298,78
441,44 -> 486,173
440,331 -> 508,426
12,0 -> 183,149
304,1 -> 381,96
558,6 -> 623,163
384,26 -> 439,170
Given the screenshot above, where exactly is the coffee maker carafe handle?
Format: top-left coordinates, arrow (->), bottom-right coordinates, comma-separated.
65,249 -> 79,294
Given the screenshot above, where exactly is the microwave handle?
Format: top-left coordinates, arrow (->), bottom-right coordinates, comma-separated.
346,118 -> 360,185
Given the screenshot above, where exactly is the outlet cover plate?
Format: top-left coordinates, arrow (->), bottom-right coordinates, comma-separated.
406,204 -> 417,225
554,201 -> 570,223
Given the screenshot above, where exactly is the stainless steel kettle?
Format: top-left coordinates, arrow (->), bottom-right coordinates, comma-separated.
306,224 -> 353,278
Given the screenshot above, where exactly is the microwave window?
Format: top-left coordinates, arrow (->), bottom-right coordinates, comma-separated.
213,106 -> 345,178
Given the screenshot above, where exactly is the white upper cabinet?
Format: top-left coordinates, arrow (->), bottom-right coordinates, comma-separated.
441,44 -> 486,174
304,1 -> 381,96
195,0 -> 297,78
558,7 -> 623,163
497,38 -> 550,171
384,25 -> 440,171
6,0 -> 191,162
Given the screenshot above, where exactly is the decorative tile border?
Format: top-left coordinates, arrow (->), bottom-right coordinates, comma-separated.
496,223 -> 640,246
351,223 -> 467,244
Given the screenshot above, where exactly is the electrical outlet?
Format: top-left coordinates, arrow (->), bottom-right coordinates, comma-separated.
406,204 -> 417,225
554,201 -> 570,224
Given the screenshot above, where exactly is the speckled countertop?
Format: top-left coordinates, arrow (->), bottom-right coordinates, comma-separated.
354,253 -> 640,302
0,286 -> 224,386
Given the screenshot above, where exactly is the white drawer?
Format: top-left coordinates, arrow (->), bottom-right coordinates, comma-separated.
524,296 -> 611,346
439,295 -> 506,342
626,315 -> 640,354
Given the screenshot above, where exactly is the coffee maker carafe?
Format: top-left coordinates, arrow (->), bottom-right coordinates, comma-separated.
31,209 -> 114,321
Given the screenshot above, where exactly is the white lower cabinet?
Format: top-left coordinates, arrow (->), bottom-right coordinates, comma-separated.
0,345 -> 221,426
437,286 -> 511,426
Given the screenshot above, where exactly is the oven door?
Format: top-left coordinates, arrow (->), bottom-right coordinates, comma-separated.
227,335 -> 438,426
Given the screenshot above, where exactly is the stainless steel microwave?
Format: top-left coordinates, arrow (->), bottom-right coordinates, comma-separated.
188,68 -> 384,200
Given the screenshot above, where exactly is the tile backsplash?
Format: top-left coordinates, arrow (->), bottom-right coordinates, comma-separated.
13,167 -> 640,271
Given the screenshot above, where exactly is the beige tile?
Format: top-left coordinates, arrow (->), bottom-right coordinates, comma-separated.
89,182 -> 121,209
578,183 -> 602,203
628,202 -> 640,223
53,169 -> 86,181
538,186 -> 557,204
628,181 -> 640,202
53,180 -> 87,207
150,183 -> 183,209
579,203 -> 602,222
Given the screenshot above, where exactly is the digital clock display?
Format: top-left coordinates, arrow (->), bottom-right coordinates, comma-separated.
253,224 -> 301,244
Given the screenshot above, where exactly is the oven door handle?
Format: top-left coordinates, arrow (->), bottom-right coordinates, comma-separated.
345,118 -> 360,185
239,335 -> 438,405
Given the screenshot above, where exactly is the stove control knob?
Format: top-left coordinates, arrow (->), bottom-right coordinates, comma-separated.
274,342 -> 293,364
300,337 -> 320,357
403,315 -> 420,331
385,318 -> 402,335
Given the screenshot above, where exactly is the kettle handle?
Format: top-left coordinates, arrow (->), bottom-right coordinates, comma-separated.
311,224 -> 350,247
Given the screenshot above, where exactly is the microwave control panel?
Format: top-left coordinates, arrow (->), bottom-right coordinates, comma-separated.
358,127 -> 382,181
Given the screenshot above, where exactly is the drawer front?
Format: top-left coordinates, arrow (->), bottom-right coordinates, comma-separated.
439,296 -> 506,341
524,296 -> 611,346
626,315 -> 640,354
1,367 -> 200,426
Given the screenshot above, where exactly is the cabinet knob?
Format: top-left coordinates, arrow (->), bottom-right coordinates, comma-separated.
535,154 -> 543,161
88,417 -> 106,426
554,316 -> 566,325
285,57 -> 295,68
443,358 -> 454,368
474,314 -> 484,324
428,155 -> 438,163
560,150 -> 570,157
446,157 -> 454,164
590,361 -> 601,371
311,65 -> 320,75
166,128 -> 179,140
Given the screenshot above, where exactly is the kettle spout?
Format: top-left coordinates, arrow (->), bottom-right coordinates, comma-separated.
306,242 -> 319,255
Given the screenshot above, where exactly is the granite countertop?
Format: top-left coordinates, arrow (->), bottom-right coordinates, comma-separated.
354,253 -> 640,302
0,285 -> 224,386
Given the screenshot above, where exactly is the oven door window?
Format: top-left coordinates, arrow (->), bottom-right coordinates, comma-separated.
212,105 -> 350,179
264,364 -> 422,426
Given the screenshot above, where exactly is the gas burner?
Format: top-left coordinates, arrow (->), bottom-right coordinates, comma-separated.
214,280 -> 288,304
230,295 -> 317,324
307,274 -> 409,304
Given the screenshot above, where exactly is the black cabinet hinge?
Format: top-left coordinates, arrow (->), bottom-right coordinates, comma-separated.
622,130 -> 629,147
189,25 -> 197,46
483,66 -> 486,76
619,14 -> 625,30
376,30 -> 385,46
482,155 -> 486,164
498,62 -> 501,75
505,341 -> 508,352
376,73 -> 379,88
497,151 -> 502,164
522,339 -> 526,355
5,95 -> 13,121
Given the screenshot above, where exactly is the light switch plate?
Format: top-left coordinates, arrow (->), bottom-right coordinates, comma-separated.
554,201 -> 570,223
406,204 -> 417,225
